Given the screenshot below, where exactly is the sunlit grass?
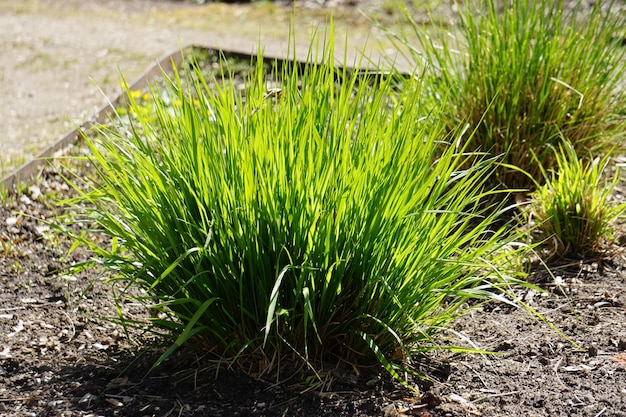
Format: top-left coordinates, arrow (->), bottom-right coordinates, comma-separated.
388,0 -> 626,191
529,142 -> 626,259
62,35 -> 526,383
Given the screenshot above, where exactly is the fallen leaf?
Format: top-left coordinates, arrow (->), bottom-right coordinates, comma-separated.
611,352 -> 626,368
105,397 -> 123,407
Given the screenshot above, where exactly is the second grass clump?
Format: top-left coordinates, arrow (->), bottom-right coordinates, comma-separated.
392,0 -> 626,190
530,142 -> 626,259
68,41 -> 522,379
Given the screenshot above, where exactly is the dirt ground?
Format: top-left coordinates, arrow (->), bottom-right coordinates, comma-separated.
1,148 -> 625,417
2,1 -> 626,416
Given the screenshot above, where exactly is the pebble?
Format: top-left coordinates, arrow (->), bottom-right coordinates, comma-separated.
382,404 -> 400,417
28,185 -> 42,200
79,392 -> 97,409
20,195 -> 33,205
5,216 -> 18,226
47,400 -> 65,409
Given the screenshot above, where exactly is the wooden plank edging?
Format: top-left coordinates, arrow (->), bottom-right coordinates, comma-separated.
1,43 -> 402,191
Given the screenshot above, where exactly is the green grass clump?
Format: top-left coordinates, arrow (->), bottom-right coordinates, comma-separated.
66,40 -> 522,379
390,0 -> 626,190
529,142 -> 625,259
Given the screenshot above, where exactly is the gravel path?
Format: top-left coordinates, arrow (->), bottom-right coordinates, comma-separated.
0,0 -> 388,177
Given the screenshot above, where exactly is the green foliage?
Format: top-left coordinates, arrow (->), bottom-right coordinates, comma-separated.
65,39 -> 522,377
389,0 -> 626,190
529,142 -> 625,259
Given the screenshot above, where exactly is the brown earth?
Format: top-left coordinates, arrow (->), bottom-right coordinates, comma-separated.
1,145 -> 625,417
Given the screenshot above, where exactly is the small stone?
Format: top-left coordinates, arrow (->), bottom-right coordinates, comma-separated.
19,194 -> 32,205
5,216 -> 18,226
28,185 -> 41,200
495,340 -> 515,351
421,391 -> 442,407
47,400 -> 64,409
92,342 -> 109,350
366,376 -> 380,387
330,368 -> 358,385
79,392 -> 97,409
382,404 -> 400,417
35,224 -> 50,236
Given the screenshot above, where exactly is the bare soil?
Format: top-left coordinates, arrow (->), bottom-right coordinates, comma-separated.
1,150 -> 625,417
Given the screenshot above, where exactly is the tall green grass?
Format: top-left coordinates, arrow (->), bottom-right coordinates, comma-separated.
529,143 -> 626,259
65,40 -> 523,379
388,0 -> 626,190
